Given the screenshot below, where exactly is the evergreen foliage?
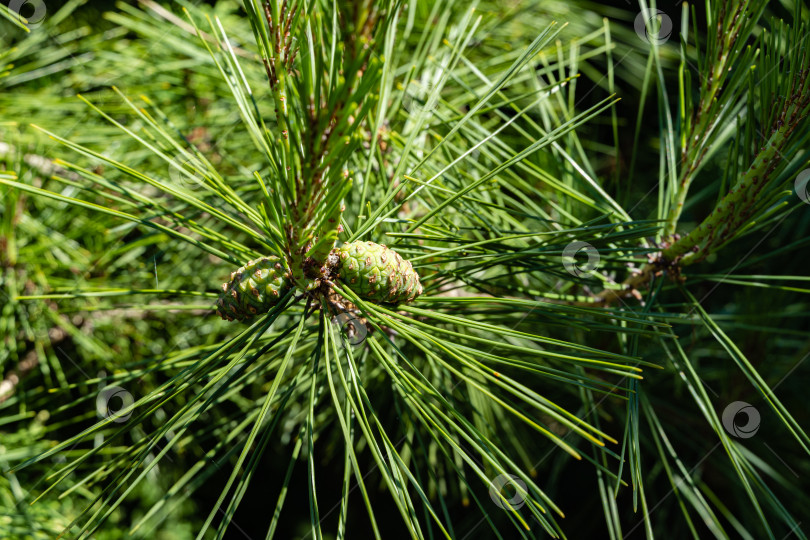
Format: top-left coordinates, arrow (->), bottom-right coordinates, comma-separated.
1,0 -> 809,538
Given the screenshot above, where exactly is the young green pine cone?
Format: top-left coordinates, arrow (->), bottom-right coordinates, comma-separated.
216,256 -> 292,321
334,241 -> 423,304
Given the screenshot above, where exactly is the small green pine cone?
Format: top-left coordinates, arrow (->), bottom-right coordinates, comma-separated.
334,241 -> 423,304
217,256 -> 292,321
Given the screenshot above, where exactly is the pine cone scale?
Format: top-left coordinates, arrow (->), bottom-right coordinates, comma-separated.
216,256 -> 292,321
333,241 -> 423,304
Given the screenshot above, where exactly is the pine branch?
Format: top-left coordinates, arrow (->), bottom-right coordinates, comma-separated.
664,0 -> 768,236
